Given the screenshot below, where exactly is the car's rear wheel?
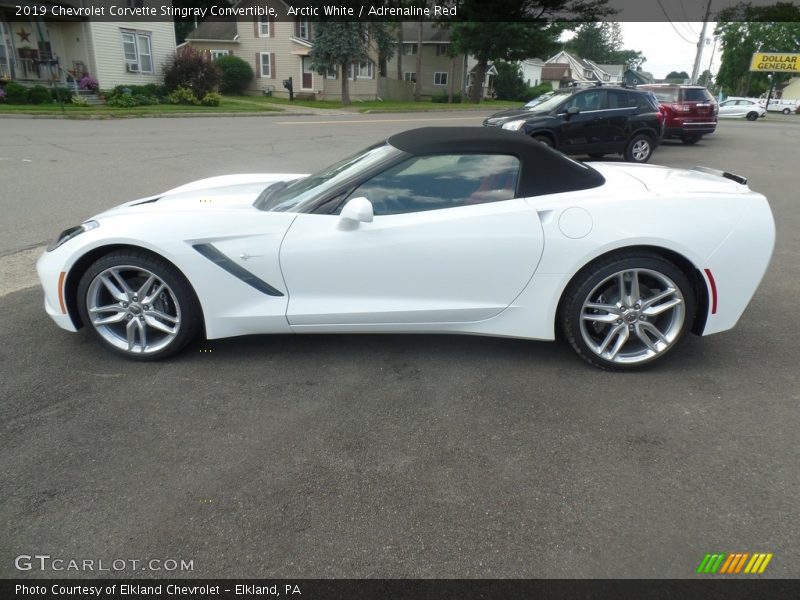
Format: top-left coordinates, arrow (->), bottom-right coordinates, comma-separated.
560,253 -> 696,370
746,111 -> 759,121
532,134 -> 554,147
681,135 -> 701,145
782,108 -> 791,115
77,251 -> 201,360
624,134 -> 653,163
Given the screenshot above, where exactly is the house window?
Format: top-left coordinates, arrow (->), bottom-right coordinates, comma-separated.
259,52 -> 272,77
404,72 -> 416,82
294,20 -> 310,40
434,72 -> 448,86
211,50 -> 230,60
258,17 -> 271,37
348,60 -> 374,80
121,30 -> 153,73
436,44 -> 449,56
402,43 -> 417,56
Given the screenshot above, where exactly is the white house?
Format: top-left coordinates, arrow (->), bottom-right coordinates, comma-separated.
545,50 -> 623,86
0,0 -> 176,89
519,58 -> 544,87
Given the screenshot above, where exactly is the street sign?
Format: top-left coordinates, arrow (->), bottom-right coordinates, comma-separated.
750,53 -> 800,72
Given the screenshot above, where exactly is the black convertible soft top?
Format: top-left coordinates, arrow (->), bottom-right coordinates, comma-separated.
387,127 -> 605,197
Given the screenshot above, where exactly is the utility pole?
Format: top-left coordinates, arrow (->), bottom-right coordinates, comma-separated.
691,0 -> 713,84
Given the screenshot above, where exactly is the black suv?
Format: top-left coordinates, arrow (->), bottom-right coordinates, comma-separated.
483,86 -> 664,163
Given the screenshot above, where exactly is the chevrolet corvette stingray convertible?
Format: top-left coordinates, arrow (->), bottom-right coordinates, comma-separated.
37,128 -> 775,370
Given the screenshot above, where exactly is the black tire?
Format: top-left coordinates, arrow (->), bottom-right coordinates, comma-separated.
560,252 -> 696,371
623,133 -> 653,163
76,250 -> 202,360
746,111 -> 758,121
588,153 -> 606,159
681,135 -> 701,145
782,108 -> 791,115
532,134 -> 554,147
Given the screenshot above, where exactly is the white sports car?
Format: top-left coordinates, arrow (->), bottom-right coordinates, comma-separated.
37,127 -> 775,370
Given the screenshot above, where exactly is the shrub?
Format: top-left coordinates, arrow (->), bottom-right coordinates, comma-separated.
79,75 -> 99,92
163,47 -> 221,99
168,86 -> 199,105
432,92 -> 461,103
28,85 -> 52,105
109,84 -> 167,100
106,93 -> 138,108
494,60 -> 528,101
200,91 -> 222,106
215,55 -> 253,94
50,87 -> 73,102
71,95 -> 89,107
4,82 -> 29,104
0,88 -> 5,103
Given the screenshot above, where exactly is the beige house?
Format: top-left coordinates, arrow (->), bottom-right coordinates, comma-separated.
183,0 -> 379,101
385,23 -> 495,99
0,0 -> 176,89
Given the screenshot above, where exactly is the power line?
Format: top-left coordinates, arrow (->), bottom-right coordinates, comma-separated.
655,0 -> 697,44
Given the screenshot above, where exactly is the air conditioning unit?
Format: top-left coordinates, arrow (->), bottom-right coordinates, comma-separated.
126,62 -> 139,73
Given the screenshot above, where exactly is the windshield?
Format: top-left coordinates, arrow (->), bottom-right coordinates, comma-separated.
255,142 -> 401,212
526,91 -> 571,113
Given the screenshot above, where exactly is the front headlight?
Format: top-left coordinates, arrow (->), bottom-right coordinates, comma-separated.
47,220 -> 99,252
501,120 -> 526,131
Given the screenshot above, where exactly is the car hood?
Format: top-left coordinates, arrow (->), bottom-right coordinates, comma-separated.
94,173 -> 307,218
484,108 -> 547,125
591,163 -> 751,195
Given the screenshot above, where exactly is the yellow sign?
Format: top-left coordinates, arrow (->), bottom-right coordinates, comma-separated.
750,52 -> 800,72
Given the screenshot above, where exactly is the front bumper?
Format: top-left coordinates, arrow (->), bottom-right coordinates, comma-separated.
36,250 -> 78,332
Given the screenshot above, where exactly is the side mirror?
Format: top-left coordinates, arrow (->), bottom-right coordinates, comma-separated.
338,197 -> 374,230
566,106 -> 580,116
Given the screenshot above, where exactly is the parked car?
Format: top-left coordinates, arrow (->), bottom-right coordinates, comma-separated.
483,85 -> 664,163
718,98 -> 766,120
638,84 -> 718,144
37,127 -> 775,370
764,97 -> 800,115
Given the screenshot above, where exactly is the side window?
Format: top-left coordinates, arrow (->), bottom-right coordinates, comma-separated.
564,90 -> 603,111
348,154 -> 520,216
607,90 -> 635,109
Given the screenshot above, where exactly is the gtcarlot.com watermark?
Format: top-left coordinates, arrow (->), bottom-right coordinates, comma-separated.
15,554 -> 194,573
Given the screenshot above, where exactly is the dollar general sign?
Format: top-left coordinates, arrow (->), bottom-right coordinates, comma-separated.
750,52 -> 800,72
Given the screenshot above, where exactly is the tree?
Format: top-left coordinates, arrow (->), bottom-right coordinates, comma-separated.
561,22 -> 646,69
665,70 -> 690,82
697,69 -> 714,88
310,22 -> 372,105
449,0 -> 612,103
714,3 -> 800,96
493,61 -> 528,101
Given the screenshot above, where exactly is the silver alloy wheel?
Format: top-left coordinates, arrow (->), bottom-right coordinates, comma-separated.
86,265 -> 181,354
579,268 -> 685,365
631,139 -> 651,161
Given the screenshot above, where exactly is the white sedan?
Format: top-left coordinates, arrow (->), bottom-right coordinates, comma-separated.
718,98 -> 767,120
37,128 -> 775,370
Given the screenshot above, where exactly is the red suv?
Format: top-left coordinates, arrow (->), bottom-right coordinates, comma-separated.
638,84 -> 718,144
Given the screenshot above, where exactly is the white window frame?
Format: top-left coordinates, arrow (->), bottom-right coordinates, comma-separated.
120,30 -> 153,74
258,17 -> 271,38
295,20 -> 310,40
259,52 -> 272,78
348,60 -> 374,80
211,49 -> 230,60
433,72 -> 448,86
402,43 -> 417,56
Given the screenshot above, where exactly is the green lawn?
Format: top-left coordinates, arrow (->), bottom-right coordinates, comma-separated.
0,96 -> 283,117
0,94 -> 521,117
252,95 -> 522,112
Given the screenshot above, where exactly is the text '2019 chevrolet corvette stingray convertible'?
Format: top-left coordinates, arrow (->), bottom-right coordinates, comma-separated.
37,128 -> 775,369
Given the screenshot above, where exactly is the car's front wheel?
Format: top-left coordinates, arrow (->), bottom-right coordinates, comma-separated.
624,134 -> 653,163
560,253 -> 696,370
77,251 -> 201,360
746,111 -> 759,121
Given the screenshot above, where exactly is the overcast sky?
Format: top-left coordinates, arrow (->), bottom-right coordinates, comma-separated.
618,22 -> 721,79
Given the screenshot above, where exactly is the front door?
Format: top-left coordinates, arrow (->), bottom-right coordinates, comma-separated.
279,153 -> 545,326
301,56 -> 313,89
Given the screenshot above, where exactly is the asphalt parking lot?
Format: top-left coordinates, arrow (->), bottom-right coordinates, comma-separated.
1,112 -> 798,578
